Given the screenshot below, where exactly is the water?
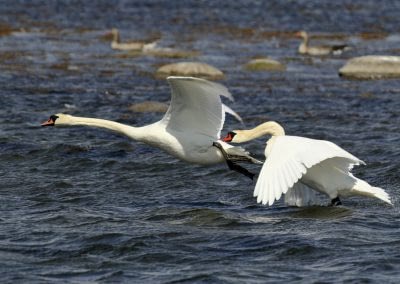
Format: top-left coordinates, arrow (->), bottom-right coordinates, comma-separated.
1,0 -> 400,282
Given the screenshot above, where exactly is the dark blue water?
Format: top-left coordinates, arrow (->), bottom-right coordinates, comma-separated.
1,0 -> 400,282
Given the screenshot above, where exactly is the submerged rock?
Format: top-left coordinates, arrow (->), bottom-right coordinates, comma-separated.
0,23 -> 14,36
155,62 -> 224,80
339,55 -> 400,79
244,58 -> 285,72
143,48 -> 199,58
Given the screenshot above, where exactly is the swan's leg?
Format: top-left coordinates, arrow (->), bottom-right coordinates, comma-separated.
331,197 -> 342,206
226,160 -> 255,180
212,142 -> 255,180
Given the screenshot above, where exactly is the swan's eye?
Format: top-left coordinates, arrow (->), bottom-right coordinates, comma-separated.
50,115 -> 59,121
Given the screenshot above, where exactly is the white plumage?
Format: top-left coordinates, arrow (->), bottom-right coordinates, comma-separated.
110,28 -> 157,51
295,30 -> 350,56
222,121 -> 392,206
42,77 -> 260,167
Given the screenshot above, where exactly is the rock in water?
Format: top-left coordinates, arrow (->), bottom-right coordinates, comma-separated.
129,101 -> 169,113
339,55 -> 400,79
244,58 -> 286,72
155,62 -> 224,80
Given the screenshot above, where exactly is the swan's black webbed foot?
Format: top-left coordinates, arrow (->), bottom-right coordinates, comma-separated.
226,160 -> 255,180
331,197 -> 342,206
212,141 -> 255,180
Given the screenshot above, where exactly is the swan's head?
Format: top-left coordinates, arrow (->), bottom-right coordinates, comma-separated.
295,31 -> 308,39
221,130 -> 248,143
41,113 -> 72,127
222,131 -> 236,142
222,121 -> 285,143
110,28 -> 120,41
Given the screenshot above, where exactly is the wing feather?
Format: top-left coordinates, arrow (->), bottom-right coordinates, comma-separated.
284,182 -> 318,207
222,104 -> 243,124
275,171 -> 283,202
269,170 -> 277,205
277,170 -> 286,201
162,76 -> 233,140
254,136 -> 363,206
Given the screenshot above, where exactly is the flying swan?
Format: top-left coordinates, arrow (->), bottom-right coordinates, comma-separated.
42,76 -> 261,178
222,121 -> 392,206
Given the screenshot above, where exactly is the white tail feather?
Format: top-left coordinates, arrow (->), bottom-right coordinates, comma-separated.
369,186 -> 392,205
351,179 -> 392,205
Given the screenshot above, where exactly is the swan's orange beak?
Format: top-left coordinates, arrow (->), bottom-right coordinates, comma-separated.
294,31 -> 302,37
222,132 -> 233,142
41,117 -> 55,126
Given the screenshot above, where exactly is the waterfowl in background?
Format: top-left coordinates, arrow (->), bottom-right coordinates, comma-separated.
42,77 -> 261,178
222,121 -> 392,207
295,31 -> 350,56
110,28 -> 157,51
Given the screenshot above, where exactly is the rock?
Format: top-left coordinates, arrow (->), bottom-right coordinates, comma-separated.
339,55 -> 400,79
0,23 -> 14,36
143,47 -> 199,58
244,58 -> 286,72
128,101 -> 169,113
155,62 -> 224,80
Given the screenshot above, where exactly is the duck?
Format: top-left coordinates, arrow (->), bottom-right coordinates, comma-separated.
42,77 -> 261,179
222,121 -> 392,206
295,31 -> 349,56
110,28 -> 157,51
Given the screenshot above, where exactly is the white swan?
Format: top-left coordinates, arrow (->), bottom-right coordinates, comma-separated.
42,76 -> 261,178
222,121 -> 392,206
110,28 -> 157,51
295,31 -> 349,56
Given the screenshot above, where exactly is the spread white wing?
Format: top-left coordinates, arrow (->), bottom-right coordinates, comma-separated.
284,182 -> 318,207
162,76 -> 233,140
254,136 -> 364,206
222,104 -> 243,124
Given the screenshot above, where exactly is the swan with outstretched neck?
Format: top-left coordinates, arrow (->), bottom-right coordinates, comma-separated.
222,121 -> 392,206
42,77 -> 260,178
295,31 -> 349,56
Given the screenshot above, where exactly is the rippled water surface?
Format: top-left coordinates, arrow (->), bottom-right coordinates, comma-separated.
1,0 -> 400,283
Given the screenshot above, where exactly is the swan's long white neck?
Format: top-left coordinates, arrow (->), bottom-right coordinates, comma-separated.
111,29 -> 120,43
298,33 -> 309,53
56,115 -> 146,142
232,121 -> 285,143
301,34 -> 309,46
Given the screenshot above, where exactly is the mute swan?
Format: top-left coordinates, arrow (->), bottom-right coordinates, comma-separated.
42,77 -> 261,178
110,28 -> 157,51
222,121 -> 392,206
295,31 -> 349,56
